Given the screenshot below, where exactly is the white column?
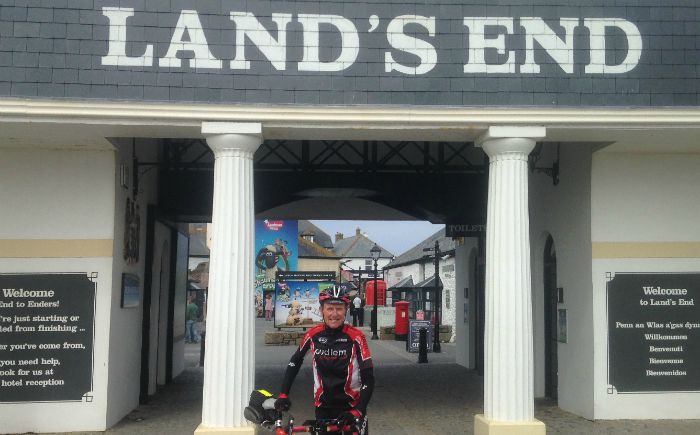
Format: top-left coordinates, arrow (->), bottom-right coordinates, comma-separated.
196,122 -> 262,435
475,126 -> 546,435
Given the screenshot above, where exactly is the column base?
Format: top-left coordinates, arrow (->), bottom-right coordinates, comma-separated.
194,424 -> 257,435
474,415 -> 546,435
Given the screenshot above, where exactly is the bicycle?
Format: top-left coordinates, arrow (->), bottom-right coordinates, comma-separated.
244,390 -> 365,435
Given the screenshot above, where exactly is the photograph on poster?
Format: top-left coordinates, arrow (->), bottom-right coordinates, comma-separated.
274,281 -> 334,327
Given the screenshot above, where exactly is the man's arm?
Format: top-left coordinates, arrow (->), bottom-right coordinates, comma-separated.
279,333 -> 312,395
354,334 -> 374,415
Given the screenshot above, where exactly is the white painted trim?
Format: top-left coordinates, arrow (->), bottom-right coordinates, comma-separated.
1,99 -> 700,132
201,122 -> 263,135
476,126 -> 547,145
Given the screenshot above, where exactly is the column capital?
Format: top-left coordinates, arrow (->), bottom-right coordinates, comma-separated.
476,126 -> 546,158
202,122 -> 263,157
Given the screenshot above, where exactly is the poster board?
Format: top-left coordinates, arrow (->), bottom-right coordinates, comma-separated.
607,272 -> 700,393
254,220 -> 298,318
0,273 -> 96,403
274,279 -> 334,328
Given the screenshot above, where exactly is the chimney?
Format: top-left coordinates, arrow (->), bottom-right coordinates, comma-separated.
356,227 -> 361,236
335,232 -> 344,243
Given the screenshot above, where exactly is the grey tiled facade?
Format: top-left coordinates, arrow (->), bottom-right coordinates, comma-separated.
0,0 -> 698,106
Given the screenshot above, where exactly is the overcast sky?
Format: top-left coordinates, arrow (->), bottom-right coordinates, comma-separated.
310,220 -> 444,257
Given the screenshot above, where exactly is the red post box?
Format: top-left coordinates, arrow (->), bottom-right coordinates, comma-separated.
364,280 -> 386,306
394,301 -> 410,341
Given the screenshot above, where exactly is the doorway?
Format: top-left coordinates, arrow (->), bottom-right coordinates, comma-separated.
543,235 -> 558,400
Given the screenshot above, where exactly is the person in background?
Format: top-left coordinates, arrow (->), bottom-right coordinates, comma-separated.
186,295 -> 199,343
265,292 -> 274,321
352,294 -> 362,327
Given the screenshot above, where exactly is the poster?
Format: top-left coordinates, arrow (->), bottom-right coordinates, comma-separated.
274,280 -> 334,328
0,273 -> 96,403
607,273 -> 700,393
254,220 -> 298,318
407,320 -> 434,353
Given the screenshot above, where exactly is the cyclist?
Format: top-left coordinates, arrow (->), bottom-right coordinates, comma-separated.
275,285 -> 374,434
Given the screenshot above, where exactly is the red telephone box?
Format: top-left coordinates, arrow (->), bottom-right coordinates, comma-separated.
365,280 -> 386,305
394,301 -> 409,341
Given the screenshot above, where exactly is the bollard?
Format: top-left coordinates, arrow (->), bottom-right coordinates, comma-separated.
418,328 -> 428,364
199,331 -> 206,367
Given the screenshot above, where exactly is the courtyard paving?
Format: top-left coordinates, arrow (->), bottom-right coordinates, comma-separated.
38,318 -> 700,435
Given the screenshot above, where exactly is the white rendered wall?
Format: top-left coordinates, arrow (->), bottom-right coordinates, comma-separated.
591,152 -> 700,419
385,263 -> 422,288
0,146 -> 115,433
106,139 -> 162,427
455,240 -> 478,369
298,258 -> 340,274
341,258 -> 392,279
529,143 -> 595,420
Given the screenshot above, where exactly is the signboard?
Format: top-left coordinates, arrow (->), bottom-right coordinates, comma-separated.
274,280 -> 334,328
0,273 -> 96,402
1,2 -> 699,107
407,320 -> 434,353
277,271 -> 336,282
445,224 -> 486,238
255,220 -> 298,318
607,273 -> 700,393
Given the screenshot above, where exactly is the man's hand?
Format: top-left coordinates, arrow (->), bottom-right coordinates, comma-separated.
338,408 -> 363,425
274,394 -> 291,411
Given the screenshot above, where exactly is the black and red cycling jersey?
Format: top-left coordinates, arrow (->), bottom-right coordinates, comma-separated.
280,323 -> 374,413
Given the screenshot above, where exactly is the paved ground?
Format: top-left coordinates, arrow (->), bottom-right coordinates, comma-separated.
41,318 -> 700,435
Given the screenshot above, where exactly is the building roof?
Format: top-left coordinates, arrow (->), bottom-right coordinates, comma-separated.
385,227 -> 454,269
332,228 -> 393,259
414,275 -> 444,289
297,236 -> 340,259
298,220 -> 334,249
390,275 -> 415,289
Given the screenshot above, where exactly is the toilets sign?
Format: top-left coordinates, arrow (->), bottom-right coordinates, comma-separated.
102,8 -> 643,76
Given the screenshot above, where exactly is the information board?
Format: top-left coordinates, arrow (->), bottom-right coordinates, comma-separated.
607,273 -> 700,393
407,320 -> 434,353
0,273 -> 96,402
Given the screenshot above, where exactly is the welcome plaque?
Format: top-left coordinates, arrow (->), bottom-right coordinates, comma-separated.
607,273 -> 700,393
0,273 -> 96,402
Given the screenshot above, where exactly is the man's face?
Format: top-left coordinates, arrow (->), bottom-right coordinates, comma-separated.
322,303 -> 347,329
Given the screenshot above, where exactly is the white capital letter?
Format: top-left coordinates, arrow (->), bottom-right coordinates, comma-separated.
520,17 -> 578,74
463,17 -> 515,74
230,12 -> 292,70
384,15 -> 437,75
101,7 -> 153,66
584,18 -> 642,74
159,10 -> 222,69
298,14 -> 359,72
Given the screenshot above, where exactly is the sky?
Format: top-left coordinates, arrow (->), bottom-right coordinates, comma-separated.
310,220 -> 444,257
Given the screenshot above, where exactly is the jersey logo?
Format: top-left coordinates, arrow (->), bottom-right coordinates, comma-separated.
288,362 -> 296,367
317,337 -> 328,343
336,338 -> 348,342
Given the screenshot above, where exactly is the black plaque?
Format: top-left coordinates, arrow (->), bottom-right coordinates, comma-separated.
607,273 -> 700,393
407,320 -> 434,353
0,273 -> 96,402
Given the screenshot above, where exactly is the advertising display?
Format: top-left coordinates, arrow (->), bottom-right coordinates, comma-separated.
254,220 -> 298,318
607,273 -> 700,393
407,320 -> 434,353
275,280 -> 334,328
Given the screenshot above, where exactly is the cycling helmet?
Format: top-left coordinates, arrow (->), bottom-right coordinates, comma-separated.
319,284 -> 351,306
